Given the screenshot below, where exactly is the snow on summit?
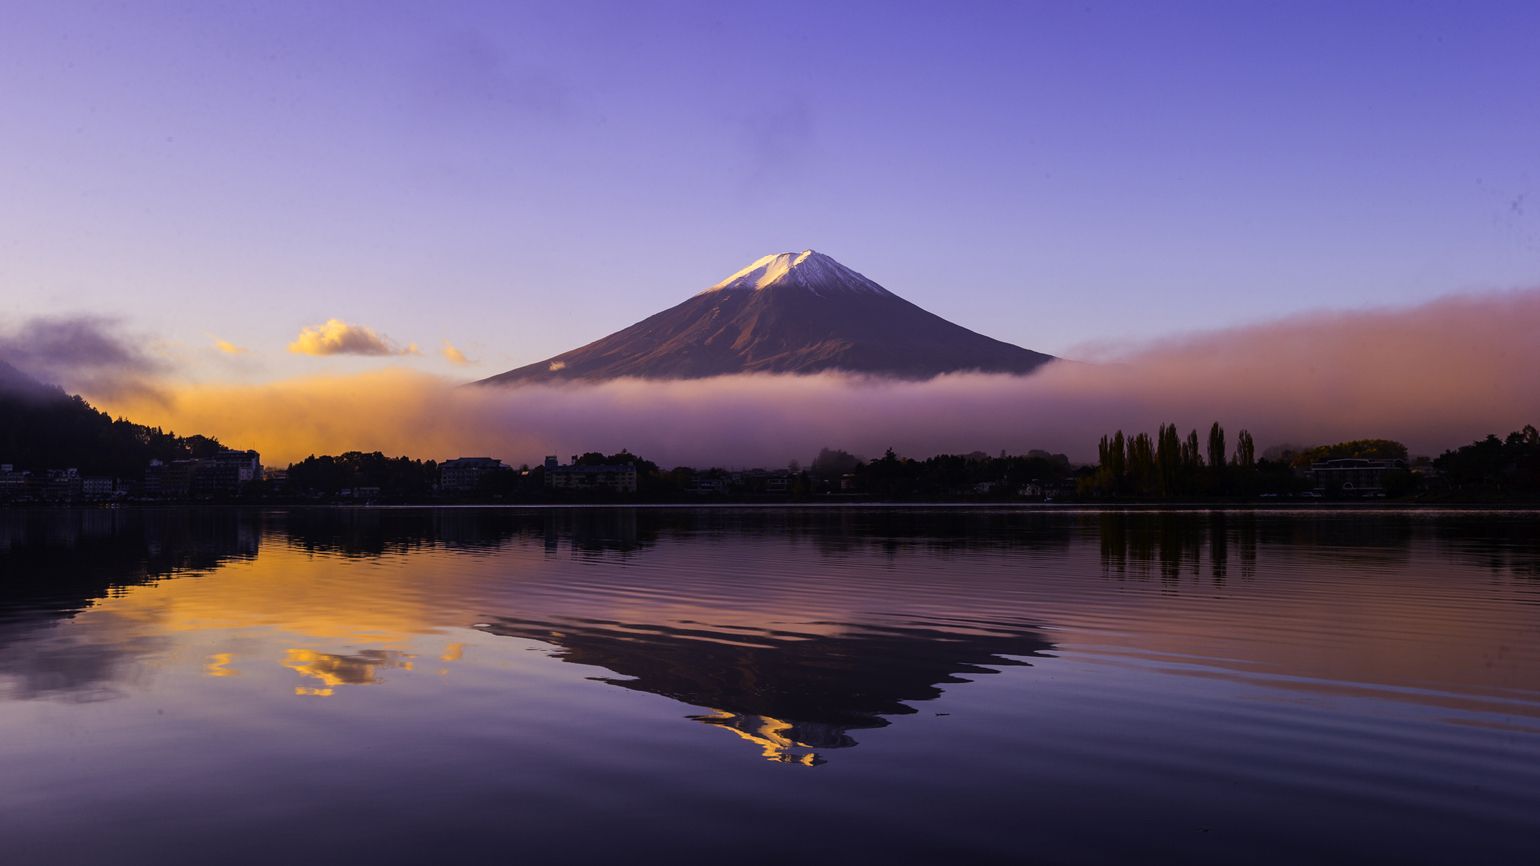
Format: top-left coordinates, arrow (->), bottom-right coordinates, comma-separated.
702,250 -> 891,296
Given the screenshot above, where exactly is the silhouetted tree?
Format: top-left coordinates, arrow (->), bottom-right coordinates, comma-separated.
1435,425 -> 1540,495
1156,423 -> 1182,497
286,452 -> 439,498
0,382 -> 233,478
1234,429 -> 1256,468
1294,439 -> 1408,467
810,448 -> 861,479
1201,422 -> 1225,490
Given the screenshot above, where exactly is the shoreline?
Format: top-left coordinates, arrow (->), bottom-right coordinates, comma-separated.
6,500 -> 1540,512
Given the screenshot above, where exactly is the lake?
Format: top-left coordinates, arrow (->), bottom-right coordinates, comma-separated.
0,506 -> 1536,865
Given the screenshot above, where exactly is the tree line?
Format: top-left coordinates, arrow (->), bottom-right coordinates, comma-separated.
0,382 -> 229,477
1085,423 -> 1289,498
1433,425 -> 1540,496
8,360 -> 1538,502
275,447 -> 1076,502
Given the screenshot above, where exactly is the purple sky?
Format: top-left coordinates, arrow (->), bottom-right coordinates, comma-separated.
2,1 -> 1538,383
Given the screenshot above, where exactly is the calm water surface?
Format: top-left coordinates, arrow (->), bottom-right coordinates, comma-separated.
1,507 -> 1536,865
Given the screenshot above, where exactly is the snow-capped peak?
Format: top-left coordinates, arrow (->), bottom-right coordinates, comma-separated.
700,250 -> 892,296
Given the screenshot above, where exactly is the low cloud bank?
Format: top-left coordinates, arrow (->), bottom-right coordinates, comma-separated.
93,288 -> 1540,467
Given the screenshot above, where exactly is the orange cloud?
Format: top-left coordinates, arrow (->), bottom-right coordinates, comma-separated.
288,319 -> 415,356
214,338 -> 248,355
442,342 -> 474,366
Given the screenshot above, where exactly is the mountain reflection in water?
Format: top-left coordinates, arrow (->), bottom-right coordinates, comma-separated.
0,507 -> 1062,743
485,615 -> 1049,765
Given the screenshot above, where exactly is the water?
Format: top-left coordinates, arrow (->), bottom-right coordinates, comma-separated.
0,507 -> 1536,865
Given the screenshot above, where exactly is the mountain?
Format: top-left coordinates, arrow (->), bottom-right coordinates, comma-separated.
478,250 -> 1055,385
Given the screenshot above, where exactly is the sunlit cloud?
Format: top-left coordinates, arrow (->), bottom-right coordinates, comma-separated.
91,287 -> 1540,468
214,338 -> 248,356
442,342 -> 474,366
288,319 -> 416,357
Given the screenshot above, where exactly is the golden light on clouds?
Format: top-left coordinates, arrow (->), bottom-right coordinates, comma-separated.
442,342 -> 474,366
213,338 -> 248,356
288,318 -> 417,357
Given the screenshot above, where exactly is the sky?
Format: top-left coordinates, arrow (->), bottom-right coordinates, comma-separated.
2,0 -> 1537,382
2,1 -> 1539,465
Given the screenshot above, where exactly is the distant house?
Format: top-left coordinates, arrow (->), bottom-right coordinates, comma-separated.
738,469 -> 791,494
144,460 -> 166,497
81,477 -> 116,501
0,464 -> 30,501
145,451 -> 261,499
150,459 -> 202,498
192,460 -> 242,497
214,449 -> 263,483
43,469 -> 82,502
441,457 -> 505,492
686,475 -> 727,495
544,455 -> 638,494
1307,458 -> 1407,493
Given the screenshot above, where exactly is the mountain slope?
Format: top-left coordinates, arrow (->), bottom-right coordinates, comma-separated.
0,356 -> 230,476
0,357 -> 49,396
479,251 -> 1054,385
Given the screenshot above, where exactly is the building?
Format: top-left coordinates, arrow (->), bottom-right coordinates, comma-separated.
736,469 -> 791,494
42,468 -> 82,502
81,477 -> 116,501
0,464 -> 31,501
144,460 -> 166,497
158,460 -> 199,498
190,460 -> 242,497
544,455 -> 638,494
214,449 -> 262,483
263,468 -> 290,492
441,457 -> 506,492
686,475 -> 727,495
1307,458 -> 1408,494
146,453 -> 258,499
